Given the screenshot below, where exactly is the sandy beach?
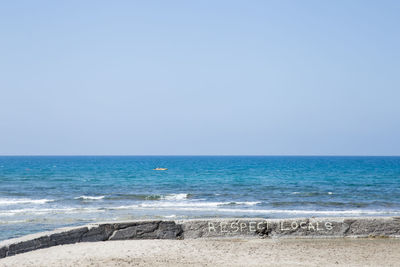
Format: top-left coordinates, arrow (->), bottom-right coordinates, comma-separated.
1,238 -> 400,267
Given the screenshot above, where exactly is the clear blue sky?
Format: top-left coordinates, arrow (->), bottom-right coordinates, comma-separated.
1,0 -> 399,155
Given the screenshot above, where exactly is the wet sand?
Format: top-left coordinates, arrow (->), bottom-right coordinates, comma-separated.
1,238 -> 400,266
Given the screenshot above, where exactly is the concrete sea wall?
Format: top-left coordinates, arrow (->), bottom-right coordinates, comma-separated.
1,217 -> 400,259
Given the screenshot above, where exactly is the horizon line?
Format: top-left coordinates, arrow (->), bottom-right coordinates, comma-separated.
0,154 -> 399,157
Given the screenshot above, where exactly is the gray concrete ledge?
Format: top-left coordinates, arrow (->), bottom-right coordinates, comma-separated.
1,217 -> 400,259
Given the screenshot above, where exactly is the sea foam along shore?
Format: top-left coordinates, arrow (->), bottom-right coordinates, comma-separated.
1,217 -> 400,259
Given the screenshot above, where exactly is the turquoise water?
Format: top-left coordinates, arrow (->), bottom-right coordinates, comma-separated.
0,156 -> 400,241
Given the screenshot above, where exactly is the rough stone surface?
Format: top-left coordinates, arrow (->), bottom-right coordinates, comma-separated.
157,221 -> 183,239
181,217 -> 400,239
49,227 -> 89,245
109,221 -> 182,240
5,227 -> 89,257
345,217 -> 400,237
81,224 -> 115,242
181,219 -> 265,238
0,246 -> 8,258
0,217 -> 399,259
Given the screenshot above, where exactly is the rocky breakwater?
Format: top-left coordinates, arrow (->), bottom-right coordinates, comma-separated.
1,217 -> 400,259
0,221 -> 182,259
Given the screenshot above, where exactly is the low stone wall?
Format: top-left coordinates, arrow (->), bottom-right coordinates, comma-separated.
1,217 -> 400,259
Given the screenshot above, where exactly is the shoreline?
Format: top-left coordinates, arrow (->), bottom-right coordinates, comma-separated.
1,216 -> 400,259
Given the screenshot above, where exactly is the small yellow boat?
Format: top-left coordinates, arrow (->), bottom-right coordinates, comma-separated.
153,167 -> 168,171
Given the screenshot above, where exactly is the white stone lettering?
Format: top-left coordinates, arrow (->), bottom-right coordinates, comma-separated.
325,222 -> 333,231
208,222 -> 216,232
280,222 -> 290,231
240,222 -> 247,232
249,222 -> 256,232
220,222 -> 228,233
207,220 -> 334,233
231,222 -> 239,232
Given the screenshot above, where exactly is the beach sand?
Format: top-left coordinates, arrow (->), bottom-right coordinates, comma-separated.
1,238 -> 399,266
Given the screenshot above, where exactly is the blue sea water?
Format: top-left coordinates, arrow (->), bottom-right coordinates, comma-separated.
0,156 -> 400,241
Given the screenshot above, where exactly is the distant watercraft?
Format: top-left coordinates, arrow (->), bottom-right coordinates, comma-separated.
153,168 -> 168,171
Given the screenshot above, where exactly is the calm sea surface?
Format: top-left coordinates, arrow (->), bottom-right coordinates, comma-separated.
0,156 -> 400,241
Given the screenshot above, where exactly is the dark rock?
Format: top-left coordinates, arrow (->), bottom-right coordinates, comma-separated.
49,227 -> 88,245
0,246 -> 8,258
115,221 -> 158,230
81,224 -> 115,242
7,236 -> 53,256
156,221 -> 183,239
108,221 -> 181,240
109,222 -> 158,240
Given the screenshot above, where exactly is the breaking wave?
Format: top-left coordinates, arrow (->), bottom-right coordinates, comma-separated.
162,193 -> 189,200
0,198 -> 54,206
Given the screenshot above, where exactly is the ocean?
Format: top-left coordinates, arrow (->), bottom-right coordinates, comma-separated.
0,156 -> 399,241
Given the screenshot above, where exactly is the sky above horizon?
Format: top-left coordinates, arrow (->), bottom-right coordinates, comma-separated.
1,1 -> 399,155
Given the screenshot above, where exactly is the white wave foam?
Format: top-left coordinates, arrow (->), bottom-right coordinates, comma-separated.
107,202 -> 227,210
135,201 -> 261,208
234,201 -> 261,206
0,207 -> 105,217
162,194 -> 189,201
139,201 -> 224,208
0,219 -> 26,224
0,198 -> 53,206
1,202 -> 399,218
104,204 -> 400,216
134,206 -> 400,216
75,195 -> 105,200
